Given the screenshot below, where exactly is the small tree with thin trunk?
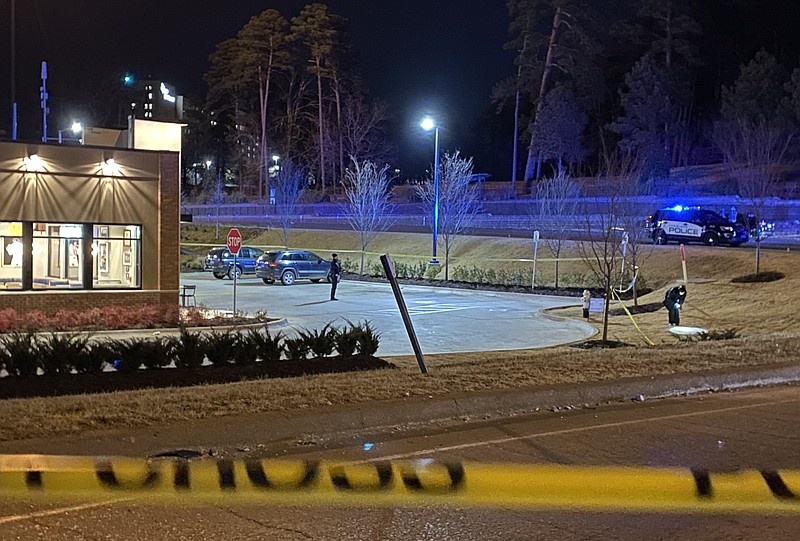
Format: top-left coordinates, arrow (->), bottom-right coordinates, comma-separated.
273,161 -> 306,248
616,173 -> 655,307
532,166 -> 579,289
344,157 -> 394,275
720,122 -> 791,274
211,171 -> 225,240
714,50 -> 795,274
578,153 -> 638,342
416,152 -> 481,281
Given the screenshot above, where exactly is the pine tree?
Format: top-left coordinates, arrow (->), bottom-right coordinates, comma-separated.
291,3 -> 346,191
529,85 -> 587,172
609,55 -> 675,180
237,9 -> 292,202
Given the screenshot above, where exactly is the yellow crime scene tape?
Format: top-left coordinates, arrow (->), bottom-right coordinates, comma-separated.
1,455 -> 799,513
611,288 -> 656,346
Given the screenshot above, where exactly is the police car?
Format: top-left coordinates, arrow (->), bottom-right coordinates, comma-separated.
646,206 -> 749,247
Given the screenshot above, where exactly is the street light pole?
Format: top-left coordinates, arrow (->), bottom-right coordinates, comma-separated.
431,125 -> 440,264
57,122 -> 83,144
10,0 -> 17,140
421,117 -> 441,265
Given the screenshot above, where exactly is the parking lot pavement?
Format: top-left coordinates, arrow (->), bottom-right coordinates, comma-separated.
181,273 -> 596,356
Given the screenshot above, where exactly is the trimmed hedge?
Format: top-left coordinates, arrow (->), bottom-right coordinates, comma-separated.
0,321 -> 381,379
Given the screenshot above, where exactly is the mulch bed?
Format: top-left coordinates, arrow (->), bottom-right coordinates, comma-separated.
570,339 -> 629,349
731,271 -> 785,283
0,356 -> 395,400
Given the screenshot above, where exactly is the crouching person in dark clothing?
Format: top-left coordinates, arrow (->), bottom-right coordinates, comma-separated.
663,285 -> 687,326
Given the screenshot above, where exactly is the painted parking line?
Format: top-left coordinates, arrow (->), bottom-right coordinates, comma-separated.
378,304 -> 480,316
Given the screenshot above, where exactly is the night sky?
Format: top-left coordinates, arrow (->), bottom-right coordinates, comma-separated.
0,0 -> 513,176
3,1 -> 800,179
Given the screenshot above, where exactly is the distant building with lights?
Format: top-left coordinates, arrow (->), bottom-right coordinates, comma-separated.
130,79 -> 184,122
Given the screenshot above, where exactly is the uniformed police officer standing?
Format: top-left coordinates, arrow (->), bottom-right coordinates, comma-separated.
329,253 -> 341,301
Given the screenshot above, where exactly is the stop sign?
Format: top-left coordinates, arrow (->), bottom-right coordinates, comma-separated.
226,228 -> 242,255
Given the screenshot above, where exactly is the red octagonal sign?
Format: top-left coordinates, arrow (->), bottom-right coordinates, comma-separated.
226,228 -> 242,255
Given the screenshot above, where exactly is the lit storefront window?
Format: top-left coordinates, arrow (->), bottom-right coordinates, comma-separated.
92,225 -> 141,288
32,223 -> 84,289
0,222 -> 23,290
0,222 -> 143,292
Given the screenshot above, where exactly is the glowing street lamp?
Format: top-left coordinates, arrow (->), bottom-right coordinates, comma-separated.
57,121 -> 83,144
421,116 -> 440,265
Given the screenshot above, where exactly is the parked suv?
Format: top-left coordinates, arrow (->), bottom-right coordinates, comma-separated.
204,246 -> 265,279
646,206 -> 748,247
256,250 -> 331,285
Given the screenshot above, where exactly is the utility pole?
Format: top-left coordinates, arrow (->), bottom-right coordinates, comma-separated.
10,0 -> 17,140
40,61 -> 49,143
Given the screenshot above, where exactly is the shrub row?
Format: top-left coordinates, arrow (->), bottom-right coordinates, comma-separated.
0,321 -> 381,378
345,258 -> 615,289
343,257 -> 661,295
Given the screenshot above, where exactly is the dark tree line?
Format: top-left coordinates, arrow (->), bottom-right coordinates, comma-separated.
186,3 -> 394,202
182,0 -> 800,204
492,0 -> 800,196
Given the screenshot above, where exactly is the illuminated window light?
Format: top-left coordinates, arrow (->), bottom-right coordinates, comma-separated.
100,158 -> 120,177
23,154 -> 44,172
160,82 -> 176,103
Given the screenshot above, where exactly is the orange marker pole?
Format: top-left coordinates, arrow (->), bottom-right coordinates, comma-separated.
680,244 -> 688,285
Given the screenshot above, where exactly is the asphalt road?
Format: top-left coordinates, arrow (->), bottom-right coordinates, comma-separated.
181,272 -> 596,355
1,385 -> 799,539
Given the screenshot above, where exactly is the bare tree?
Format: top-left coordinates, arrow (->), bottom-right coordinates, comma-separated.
615,173 -> 655,307
532,166 -> 579,289
344,157 -> 394,275
715,121 -> 792,273
417,152 -> 481,281
273,161 -> 306,248
340,95 -> 393,165
577,154 -> 638,341
714,50 -> 796,274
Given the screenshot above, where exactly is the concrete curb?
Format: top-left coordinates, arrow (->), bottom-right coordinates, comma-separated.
2,362 -> 798,457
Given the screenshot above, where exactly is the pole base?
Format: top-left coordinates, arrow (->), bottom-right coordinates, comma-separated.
429,258 -> 440,266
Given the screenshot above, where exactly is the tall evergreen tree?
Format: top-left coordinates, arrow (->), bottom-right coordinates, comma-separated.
237,9 -> 292,202
500,0 -> 602,185
204,38 -> 253,194
291,3 -> 346,191
610,0 -> 702,169
529,85 -> 587,172
610,55 -> 676,180
620,0 -> 701,71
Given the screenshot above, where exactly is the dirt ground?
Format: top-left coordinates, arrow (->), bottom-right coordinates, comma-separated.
2,225 -> 798,441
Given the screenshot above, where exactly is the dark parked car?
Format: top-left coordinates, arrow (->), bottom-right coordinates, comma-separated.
645,206 -> 748,247
256,250 -> 331,285
204,246 -> 265,279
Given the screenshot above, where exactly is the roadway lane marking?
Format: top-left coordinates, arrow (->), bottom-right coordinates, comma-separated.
0,498 -> 134,525
361,395 -> 800,463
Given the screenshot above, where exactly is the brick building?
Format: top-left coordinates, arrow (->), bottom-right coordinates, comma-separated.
0,140 -> 179,313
